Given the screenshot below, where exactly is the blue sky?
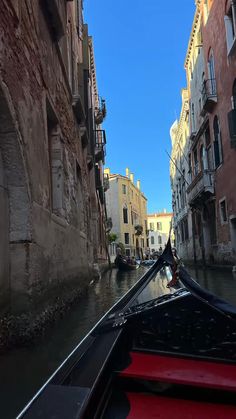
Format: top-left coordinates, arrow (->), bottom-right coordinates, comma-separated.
84,0 -> 195,213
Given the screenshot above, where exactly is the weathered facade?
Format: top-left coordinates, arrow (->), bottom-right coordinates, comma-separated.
104,168 -> 148,260
147,211 -> 174,255
170,0 -> 236,266
0,0 -> 108,328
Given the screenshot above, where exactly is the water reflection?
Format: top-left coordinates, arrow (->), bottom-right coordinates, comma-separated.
132,266 -> 175,305
187,266 -> 236,306
1,264 -> 236,419
0,266 -> 146,419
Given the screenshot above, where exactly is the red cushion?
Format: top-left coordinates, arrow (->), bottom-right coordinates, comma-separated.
126,392 -> 236,419
120,352 -> 236,391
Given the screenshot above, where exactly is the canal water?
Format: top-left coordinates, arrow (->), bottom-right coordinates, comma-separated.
1,264 -> 236,418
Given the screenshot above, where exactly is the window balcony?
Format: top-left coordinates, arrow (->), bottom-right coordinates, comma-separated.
95,130 -> 106,163
187,170 -> 215,206
200,79 -> 217,116
95,98 -> 107,125
174,206 -> 188,225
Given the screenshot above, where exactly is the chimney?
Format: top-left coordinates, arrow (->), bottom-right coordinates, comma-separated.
125,167 -> 130,178
130,173 -> 134,183
137,180 -> 140,190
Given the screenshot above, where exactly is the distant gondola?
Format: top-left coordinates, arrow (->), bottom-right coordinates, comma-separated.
17,241 -> 236,418
115,255 -> 140,271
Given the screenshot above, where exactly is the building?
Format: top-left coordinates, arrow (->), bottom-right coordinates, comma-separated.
170,0 -> 236,265
147,211 -> 174,255
105,168 -> 148,260
0,0 -> 108,323
170,89 -> 192,261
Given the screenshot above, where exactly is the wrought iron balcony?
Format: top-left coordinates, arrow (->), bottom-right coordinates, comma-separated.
201,79 -> 217,115
95,98 -> 107,125
95,130 -> 106,163
187,169 -> 215,205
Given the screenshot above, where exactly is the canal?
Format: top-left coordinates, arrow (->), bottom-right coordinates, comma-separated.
1,264 -> 236,419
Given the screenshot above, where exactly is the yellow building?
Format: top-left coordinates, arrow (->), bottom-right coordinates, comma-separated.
147,212 -> 174,254
105,168 -> 148,259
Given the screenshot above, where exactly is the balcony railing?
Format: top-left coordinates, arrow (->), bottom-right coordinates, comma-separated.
95,130 -> 106,163
187,169 -> 215,205
201,79 -> 217,115
95,98 -> 107,125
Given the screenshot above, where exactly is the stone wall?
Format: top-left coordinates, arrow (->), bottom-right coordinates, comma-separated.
0,0 -> 106,324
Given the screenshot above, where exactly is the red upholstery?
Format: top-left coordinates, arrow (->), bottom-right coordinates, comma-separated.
125,392 -> 236,418
120,352 -> 236,391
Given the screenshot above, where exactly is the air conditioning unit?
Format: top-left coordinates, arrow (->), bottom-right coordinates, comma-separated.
228,109 -> 236,138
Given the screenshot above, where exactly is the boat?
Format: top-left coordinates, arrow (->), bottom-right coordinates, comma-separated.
115,255 -> 140,271
141,259 -> 155,266
17,241 -> 236,418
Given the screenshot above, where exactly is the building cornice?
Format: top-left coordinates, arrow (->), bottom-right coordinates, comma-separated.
184,3 -> 201,68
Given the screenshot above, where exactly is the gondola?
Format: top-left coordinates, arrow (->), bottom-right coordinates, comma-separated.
115,256 -> 140,271
17,241 -> 236,418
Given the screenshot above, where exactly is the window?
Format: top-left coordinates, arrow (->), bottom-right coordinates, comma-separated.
158,236 -> 162,245
224,2 -> 236,54
219,199 -> 228,224
125,248 -> 131,256
123,206 -> 128,224
213,116 -> 223,168
207,50 -> 217,95
124,233 -> 129,244
182,217 -> 189,241
193,148 -> 199,176
200,145 -> 204,171
157,222 -> 162,231
181,171 -> 186,207
149,222 -> 154,231
151,236 -> 155,245
122,184 -> 126,194
188,154 -> 192,182
191,103 -> 195,132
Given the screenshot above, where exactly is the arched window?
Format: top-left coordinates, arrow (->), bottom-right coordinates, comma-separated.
232,79 -> 236,109
123,205 -> 128,224
224,1 -> 236,54
213,116 -> 223,168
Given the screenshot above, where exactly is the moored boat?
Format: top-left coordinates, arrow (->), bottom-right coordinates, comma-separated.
115,255 -> 140,271
17,241 -> 236,418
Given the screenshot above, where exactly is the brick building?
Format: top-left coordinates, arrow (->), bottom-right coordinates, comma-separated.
170,0 -> 236,265
0,0 -> 108,322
